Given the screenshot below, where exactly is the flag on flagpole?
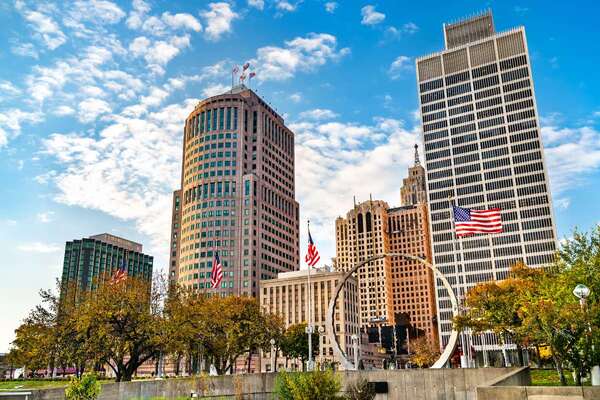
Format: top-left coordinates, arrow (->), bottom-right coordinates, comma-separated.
110,258 -> 128,284
452,205 -> 502,237
242,62 -> 250,71
239,73 -> 246,82
304,228 -> 320,267
249,72 -> 256,79
210,251 -> 223,289
232,65 -> 240,74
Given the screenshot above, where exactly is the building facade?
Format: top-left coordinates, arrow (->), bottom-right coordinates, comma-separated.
61,233 -> 153,292
259,269 -> 360,371
169,85 -> 300,296
335,200 -> 395,327
415,11 -> 557,346
400,145 -> 428,207
334,192 -> 438,345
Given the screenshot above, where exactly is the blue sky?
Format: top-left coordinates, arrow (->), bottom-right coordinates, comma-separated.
1,0 -> 600,352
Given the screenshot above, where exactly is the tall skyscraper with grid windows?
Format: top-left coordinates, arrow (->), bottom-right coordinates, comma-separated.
169,85 -> 300,297
416,11 -> 557,347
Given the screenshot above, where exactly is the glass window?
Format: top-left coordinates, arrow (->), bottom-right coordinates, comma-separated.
226,107 -> 231,130
219,107 -> 224,130
212,109 -> 217,131
206,110 -> 211,132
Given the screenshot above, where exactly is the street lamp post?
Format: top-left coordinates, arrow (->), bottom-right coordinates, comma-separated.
573,284 -> 599,386
270,338 -> 276,373
351,334 -> 359,370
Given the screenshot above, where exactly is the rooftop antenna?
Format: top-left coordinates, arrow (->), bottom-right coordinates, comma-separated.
414,144 -> 421,166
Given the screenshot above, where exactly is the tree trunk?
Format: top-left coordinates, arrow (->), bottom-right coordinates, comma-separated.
246,349 -> 252,373
552,354 -> 567,386
516,343 -> 524,366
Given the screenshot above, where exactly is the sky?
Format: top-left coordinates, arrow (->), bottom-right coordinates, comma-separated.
1,0 -> 600,352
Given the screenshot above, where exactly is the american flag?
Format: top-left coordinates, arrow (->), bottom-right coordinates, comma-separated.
304,228 -> 320,267
210,251 -> 223,289
453,206 -> 502,237
110,258 -> 128,284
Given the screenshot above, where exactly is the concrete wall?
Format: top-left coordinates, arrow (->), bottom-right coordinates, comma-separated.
20,368 -> 516,400
476,367 -> 600,399
477,386 -> 600,400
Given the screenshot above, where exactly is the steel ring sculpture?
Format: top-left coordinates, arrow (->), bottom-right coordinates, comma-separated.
325,253 -> 459,370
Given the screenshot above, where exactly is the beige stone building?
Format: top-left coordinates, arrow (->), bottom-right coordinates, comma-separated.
335,200 -> 394,327
259,269 -> 360,371
334,151 -> 437,346
400,145 -> 428,207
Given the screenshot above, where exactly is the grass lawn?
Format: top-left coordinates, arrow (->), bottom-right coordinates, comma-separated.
0,379 -> 115,391
0,380 -> 69,390
530,368 -> 590,386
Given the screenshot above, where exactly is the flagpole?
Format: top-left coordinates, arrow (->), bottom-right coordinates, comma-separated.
306,220 -> 314,371
449,196 -> 468,368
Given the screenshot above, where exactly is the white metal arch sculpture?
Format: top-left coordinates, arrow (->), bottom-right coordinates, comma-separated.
325,253 -> 459,370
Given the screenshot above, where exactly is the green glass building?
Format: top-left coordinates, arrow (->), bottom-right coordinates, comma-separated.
61,233 -> 153,291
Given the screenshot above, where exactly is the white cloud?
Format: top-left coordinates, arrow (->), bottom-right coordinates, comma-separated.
11,42 -> 39,58
17,242 -> 62,253
0,109 -> 43,147
276,1 -> 298,12
0,81 -> 22,96
36,211 -> 55,223
201,2 -> 239,41
126,0 -> 151,29
554,198 -> 570,209
254,33 -> 349,81
542,124 -> 600,194
289,92 -> 302,103
325,2 -> 338,13
53,105 -> 76,116
291,116 -> 418,261
388,55 -> 412,79
161,12 -> 202,32
361,5 -> 385,26
69,0 -> 126,25
402,22 -> 419,34
129,35 -> 191,74
299,108 -> 338,120
25,45 -> 115,104
20,9 -> 67,50
78,98 -> 112,123
42,98 -> 199,254
202,83 -> 229,98
248,0 -> 265,10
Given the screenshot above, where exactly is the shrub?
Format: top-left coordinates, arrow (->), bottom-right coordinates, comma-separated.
65,374 -> 101,400
274,370 -> 343,400
344,378 -> 375,400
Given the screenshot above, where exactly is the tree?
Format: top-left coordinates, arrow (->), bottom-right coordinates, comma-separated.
198,295 -> 281,374
75,276 -> 166,381
280,323 -> 319,371
409,336 -> 440,368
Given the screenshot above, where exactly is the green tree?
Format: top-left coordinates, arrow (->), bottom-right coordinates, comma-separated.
409,336 -> 440,368
274,370 -> 343,400
280,323 -> 319,371
75,275 -> 166,381
65,374 -> 101,400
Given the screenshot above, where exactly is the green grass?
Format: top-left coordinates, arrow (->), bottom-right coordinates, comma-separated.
0,380 -> 69,390
0,379 -> 116,391
530,368 -> 590,386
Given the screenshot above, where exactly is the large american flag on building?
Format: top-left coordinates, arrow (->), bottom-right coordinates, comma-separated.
305,229 -> 320,267
453,206 -> 502,237
210,251 -> 223,289
110,258 -> 128,285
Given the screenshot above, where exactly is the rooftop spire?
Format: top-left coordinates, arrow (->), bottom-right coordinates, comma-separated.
414,144 -> 421,166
